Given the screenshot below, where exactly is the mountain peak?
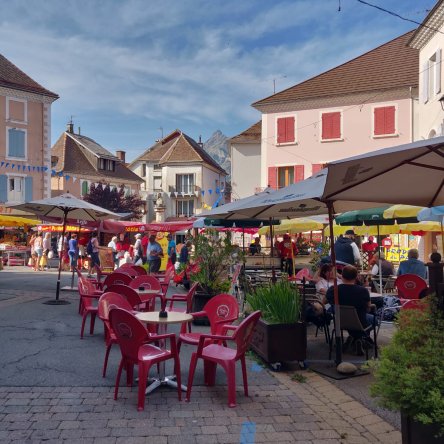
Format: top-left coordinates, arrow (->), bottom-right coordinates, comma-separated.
203,130 -> 230,177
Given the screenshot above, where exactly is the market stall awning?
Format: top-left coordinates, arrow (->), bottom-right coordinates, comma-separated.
258,218 -> 324,236
145,220 -> 195,232
0,215 -> 40,227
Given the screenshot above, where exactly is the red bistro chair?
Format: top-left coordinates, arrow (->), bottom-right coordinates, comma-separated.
395,274 -> 428,310
106,284 -> 144,310
78,278 -> 100,339
159,266 -> 175,296
131,265 -> 147,276
164,282 -> 199,313
98,292 -> 134,378
109,307 -> 182,411
185,310 -> 261,408
177,293 -> 239,353
103,272 -> 133,290
129,275 -> 163,311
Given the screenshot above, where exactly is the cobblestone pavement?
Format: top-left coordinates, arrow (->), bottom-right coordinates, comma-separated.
0,269 -> 401,443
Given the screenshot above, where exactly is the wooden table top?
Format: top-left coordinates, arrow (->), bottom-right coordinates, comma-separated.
135,311 -> 193,325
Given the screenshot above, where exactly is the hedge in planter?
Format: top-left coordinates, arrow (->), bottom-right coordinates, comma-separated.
369,297 -> 444,441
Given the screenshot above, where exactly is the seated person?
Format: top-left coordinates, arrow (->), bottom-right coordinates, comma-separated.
397,248 -> 428,280
315,263 -> 342,305
370,252 -> 395,278
249,237 -> 262,255
326,265 -> 377,341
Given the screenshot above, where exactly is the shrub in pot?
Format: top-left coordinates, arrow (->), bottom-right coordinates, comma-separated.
246,278 -> 306,365
369,297 -> 444,443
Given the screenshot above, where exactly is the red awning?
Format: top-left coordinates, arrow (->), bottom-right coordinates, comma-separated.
145,220 -> 195,232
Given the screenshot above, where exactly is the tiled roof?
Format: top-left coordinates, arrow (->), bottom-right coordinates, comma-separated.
51,132 -> 143,183
0,53 -> 58,99
253,31 -> 418,109
408,1 -> 444,49
229,121 -> 261,143
129,130 -> 226,174
67,133 -> 120,161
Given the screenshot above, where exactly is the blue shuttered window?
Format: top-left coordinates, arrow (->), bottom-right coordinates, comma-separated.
0,175 -> 7,202
8,128 -> 26,158
25,177 -> 33,202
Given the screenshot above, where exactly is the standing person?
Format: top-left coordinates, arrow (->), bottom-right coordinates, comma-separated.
249,237 -> 262,255
179,240 -> 192,265
68,234 -> 78,272
33,233 -> 43,271
28,231 -> 37,269
279,234 -> 298,276
41,232 -> 51,271
362,236 -> 378,263
133,233 -> 144,265
107,236 -> 118,268
77,234 -> 88,270
87,232 -> 100,277
397,248 -> 428,279
167,233 -> 177,268
334,230 -> 361,267
146,234 -> 163,273
141,232 -> 149,264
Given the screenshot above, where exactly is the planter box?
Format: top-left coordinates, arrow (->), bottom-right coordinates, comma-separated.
191,290 -> 212,326
250,319 -> 307,364
401,413 -> 442,444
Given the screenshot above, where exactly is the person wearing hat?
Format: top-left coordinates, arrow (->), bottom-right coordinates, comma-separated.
147,233 -> 163,273
362,235 -> 378,262
334,230 -> 361,267
133,233 -> 144,265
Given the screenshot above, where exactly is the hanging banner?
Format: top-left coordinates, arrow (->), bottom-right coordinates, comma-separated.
37,225 -> 92,233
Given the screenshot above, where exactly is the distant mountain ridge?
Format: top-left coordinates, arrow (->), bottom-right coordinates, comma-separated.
203,130 -> 230,178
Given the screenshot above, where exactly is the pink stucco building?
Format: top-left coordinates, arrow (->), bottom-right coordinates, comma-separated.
251,31 -> 419,190
0,53 -> 58,209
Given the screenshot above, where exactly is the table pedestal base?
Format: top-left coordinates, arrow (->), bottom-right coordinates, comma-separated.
145,375 -> 187,394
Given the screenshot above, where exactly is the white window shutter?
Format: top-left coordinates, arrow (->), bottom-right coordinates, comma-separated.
422,62 -> 429,103
435,49 -> 441,95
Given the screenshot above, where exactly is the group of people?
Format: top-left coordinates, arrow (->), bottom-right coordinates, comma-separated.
28,232 -> 52,271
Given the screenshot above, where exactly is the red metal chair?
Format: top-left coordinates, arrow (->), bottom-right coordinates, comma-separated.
177,293 -> 239,353
102,272 -> 132,290
395,274 -> 428,310
185,310 -> 261,408
98,292 -> 134,377
164,282 -> 199,313
78,278 -> 100,339
109,307 -> 182,411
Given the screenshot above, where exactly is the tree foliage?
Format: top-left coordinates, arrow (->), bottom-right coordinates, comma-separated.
83,183 -> 144,220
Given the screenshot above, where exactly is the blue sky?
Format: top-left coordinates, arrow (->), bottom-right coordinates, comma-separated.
0,0 -> 435,162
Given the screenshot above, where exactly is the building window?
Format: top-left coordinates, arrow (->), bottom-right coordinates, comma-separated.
176,174 -> 194,194
269,165 -> 304,189
98,158 -> 115,171
153,164 -> 161,171
176,199 -> 194,217
422,49 -> 442,103
8,176 -> 24,202
141,164 -> 146,177
153,176 -> 162,190
7,128 -> 26,159
311,164 -> 324,176
81,181 -> 89,196
276,116 -> 295,144
6,98 -> 27,123
373,106 -> 396,136
321,112 -> 342,140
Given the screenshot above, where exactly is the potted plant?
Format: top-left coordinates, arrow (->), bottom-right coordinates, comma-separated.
368,296 -> 444,443
246,278 -> 306,367
189,231 -> 236,324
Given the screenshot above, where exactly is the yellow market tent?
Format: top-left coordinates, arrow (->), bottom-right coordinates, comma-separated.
0,215 -> 40,227
258,218 -> 324,236
326,221 -> 441,236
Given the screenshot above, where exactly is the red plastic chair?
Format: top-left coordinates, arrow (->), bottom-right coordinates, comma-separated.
395,274 -> 428,310
106,284 -> 144,309
129,276 -> 163,310
177,293 -> 239,353
78,278 -> 100,339
131,265 -> 147,276
109,307 -> 182,411
164,282 -> 199,313
98,292 -> 134,377
103,272 -> 133,290
159,266 -> 175,296
185,310 -> 261,408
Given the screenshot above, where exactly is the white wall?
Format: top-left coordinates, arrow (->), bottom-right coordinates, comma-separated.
231,142 -> 261,199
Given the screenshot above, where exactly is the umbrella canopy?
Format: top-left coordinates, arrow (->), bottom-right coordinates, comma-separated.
335,207 -> 392,226
328,221 -> 441,236
8,193 -> 120,222
259,218 -> 324,236
383,205 -> 424,220
417,206 -> 444,223
203,218 -> 278,229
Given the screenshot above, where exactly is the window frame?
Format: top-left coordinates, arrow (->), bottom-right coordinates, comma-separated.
320,110 -> 343,142
277,166 -> 295,189
371,104 -> 398,138
6,127 -> 27,161
176,199 -> 195,217
6,97 -> 27,124
176,173 -> 195,195
275,115 -> 297,146
6,173 -> 26,203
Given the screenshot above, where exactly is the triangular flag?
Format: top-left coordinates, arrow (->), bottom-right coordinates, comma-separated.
65,175 -> 70,181
28,166 -> 31,172
58,172 -> 63,177
32,166 -> 36,171
43,166 -> 48,172
5,163 -> 9,168
0,161 -> 4,167
17,165 -> 20,171
208,189 -> 213,195
201,190 -> 205,197
51,170 -> 56,176
73,177 -> 77,182
174,192 -> 179,197
167,192 -> 171,197
11,164 -> 15,169
194,191 -> 199,197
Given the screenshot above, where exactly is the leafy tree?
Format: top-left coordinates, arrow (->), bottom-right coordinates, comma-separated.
83,183 -> 144,220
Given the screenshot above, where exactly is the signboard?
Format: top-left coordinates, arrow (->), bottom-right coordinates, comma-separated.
155,232 -> 169,271
386,247 -> 408,263
37,225 -> 91,232
125,225 -> 145,233
98,247 -> 115,272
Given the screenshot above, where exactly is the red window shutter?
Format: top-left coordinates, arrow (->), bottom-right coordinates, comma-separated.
322,112 -> 341,139
294,165 -> 304,182
374,107 -> 386,135
286,117 -> 295,143
312,163 -> 323,175
277,118 -> 286,144
384,106 -> 396,134
268,167 -> 277,189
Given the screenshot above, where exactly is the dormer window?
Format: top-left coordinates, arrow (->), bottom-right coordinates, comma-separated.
98,158 -> 115,172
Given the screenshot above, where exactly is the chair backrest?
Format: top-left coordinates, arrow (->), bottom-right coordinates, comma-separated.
203,293 -> 239,335
78,278 -> 97,308
129,275 -> 162,292
98,292 -> 134,321
109,307 -> 149,362
131,265 -> 147,276
163,266 -> 175,283
103,272 -> 132,289
233,310 -> 261,359
338,305 -> 365,332
185,282 -> 199,313
106,284 -> 142,309
395,274 -> 428,300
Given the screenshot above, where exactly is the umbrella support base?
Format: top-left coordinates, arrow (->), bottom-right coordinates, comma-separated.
43,299 -> 71,305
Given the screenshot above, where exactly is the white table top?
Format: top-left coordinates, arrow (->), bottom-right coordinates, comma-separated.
136,288 -> 162,294
135,311 -> 193,325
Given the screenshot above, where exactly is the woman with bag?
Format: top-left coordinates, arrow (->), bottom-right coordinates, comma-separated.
40,232 -> 51,271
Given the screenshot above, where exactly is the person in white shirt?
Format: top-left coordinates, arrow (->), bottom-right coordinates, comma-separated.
107,236 -> 118,267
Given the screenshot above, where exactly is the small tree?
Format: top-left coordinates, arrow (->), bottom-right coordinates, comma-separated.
83,183 -> 144,220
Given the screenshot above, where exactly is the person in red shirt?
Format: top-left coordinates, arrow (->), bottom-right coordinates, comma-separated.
140,232 -> 149,264
362,236 -> 378,262
278,234 -> 298,276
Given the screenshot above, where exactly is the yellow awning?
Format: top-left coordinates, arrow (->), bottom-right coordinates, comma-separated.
0,215 -> 40,227
325,221 -> 441,236
383,205 -> 424,219
258,218 -> 324,236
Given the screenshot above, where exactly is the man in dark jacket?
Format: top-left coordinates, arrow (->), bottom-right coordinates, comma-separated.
334,230 -> 361,267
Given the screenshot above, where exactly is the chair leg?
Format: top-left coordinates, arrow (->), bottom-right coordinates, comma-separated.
174,355 -> 182,401
240,356 -> 248,397
204,361 -> 217,387
102,343 -> 112,378
177,338 -> 182,354
226,361 -> 237,408
137,362 -> 149,411
89,313 -> 96,335
80,314 -> 88,339
185,353 -> 199,402
114,359 -> 124,400
126,364 -> 134,387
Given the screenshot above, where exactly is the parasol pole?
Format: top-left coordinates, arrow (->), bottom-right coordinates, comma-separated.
378,224 -> 383,294
270,217 -> 276,283
327,201 -> 342,364
69,224 -> 81,290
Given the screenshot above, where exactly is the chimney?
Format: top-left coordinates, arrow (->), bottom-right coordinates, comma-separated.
66,121 -> 74,134
78,127 -> 81,135
198,135 -> 203,148
116,150 -> 126,163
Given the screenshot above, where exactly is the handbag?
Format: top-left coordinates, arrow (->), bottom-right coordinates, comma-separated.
48,251 -> 54,259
